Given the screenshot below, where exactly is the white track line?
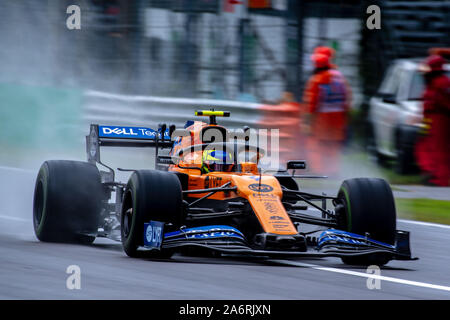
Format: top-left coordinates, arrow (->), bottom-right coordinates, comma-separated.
0,215 -> 29,222
270,260 -> 450,293
398,219 -> 450,230
297,208 -> 450,229
0,166 -> 35,173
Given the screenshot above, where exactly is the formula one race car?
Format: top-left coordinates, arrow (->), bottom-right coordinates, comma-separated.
33,110 -> 416,265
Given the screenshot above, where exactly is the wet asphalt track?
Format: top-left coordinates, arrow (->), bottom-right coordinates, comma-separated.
1,166 -> 449,299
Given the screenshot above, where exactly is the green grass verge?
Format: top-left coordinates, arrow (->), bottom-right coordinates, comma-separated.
396,198 -> 450,225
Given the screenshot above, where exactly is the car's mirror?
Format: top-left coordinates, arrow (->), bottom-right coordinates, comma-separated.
286,160 -> 306,170
157,155 -> 180,165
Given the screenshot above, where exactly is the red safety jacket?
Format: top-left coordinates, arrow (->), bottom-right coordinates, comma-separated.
303,68 -> 351,141
422,73 -> 450,186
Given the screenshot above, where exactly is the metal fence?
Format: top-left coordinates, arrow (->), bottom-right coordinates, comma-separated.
0,0 -> 298,103
0,0 -> 448,107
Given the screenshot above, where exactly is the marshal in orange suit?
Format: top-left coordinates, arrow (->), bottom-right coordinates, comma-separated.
303,47 -> 351,176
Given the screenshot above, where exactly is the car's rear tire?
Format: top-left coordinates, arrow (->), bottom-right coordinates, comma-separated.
337,178 -> 397,266
121,170 -> 182,258
33,160 -> 103,243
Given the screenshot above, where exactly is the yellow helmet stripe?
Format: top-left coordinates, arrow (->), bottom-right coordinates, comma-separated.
202,150 -> 233,162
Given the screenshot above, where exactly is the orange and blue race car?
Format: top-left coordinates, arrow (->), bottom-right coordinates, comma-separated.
33,110 -> 417,265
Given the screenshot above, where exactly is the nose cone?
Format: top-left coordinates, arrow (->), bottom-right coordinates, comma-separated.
232,175 -> 297,235
232,175 -> 283,198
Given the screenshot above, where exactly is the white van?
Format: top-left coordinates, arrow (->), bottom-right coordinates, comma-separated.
368,58 -> 450,173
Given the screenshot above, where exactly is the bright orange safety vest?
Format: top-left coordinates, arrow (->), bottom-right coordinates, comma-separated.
303,69 -> 351,141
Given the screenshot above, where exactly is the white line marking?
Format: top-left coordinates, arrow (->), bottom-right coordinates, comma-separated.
0,166 -> 35,173
300,212 -> 450,230
270,260 -> 450,293
0,215 -> 29,222
398,219 -> 450,230
302,211 -> 450,230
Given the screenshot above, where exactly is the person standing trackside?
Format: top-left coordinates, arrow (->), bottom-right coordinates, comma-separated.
415,53 -> 450,186
302,47 -> 351,176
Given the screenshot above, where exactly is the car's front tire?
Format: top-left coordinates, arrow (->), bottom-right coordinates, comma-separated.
336,178 -> 397,266
121,170 -> 182,258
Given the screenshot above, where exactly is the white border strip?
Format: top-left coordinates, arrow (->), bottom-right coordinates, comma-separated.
270,260 -> 450,292
398,219 -> 450,230
0,215 -> 28,222
0,166 -> 35,174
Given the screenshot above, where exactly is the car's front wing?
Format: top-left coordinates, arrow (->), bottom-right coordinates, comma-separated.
143,223 -> 417,261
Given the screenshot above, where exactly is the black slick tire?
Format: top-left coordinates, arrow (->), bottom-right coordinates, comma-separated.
121,170 -> 182,258
33,160 -> 103,244
337,178 -> 396,266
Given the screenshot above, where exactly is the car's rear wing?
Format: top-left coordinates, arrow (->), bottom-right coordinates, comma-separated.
86,124 -> 174,172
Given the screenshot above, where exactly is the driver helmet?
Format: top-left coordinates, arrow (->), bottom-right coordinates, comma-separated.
202,149 -> 234,173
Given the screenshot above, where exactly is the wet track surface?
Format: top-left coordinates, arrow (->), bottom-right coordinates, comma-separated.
1,167 -> 449,299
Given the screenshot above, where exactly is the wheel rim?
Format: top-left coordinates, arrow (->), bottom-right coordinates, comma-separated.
338,187 -> 352,232
122,208 -> 133,238
34,180 -> 44,228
